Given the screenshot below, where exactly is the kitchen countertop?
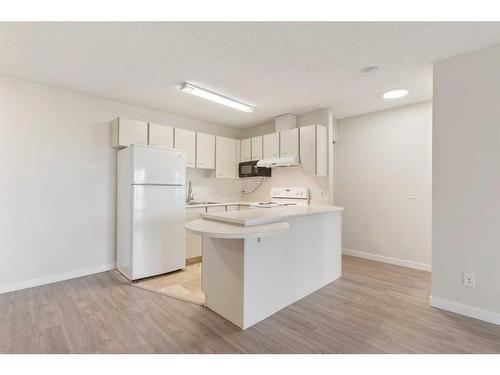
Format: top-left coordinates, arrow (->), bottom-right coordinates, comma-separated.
186,201 -> 253,208
185,219 -> 289,239
201,205 -> 343,227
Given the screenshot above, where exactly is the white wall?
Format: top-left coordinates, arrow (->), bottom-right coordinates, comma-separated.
431,44 -> 500,325
239,108 -> 334,204
240,167 -> 330,204
336,101 -> 432,270
186,168 -> 241,202
0,75 -> 239,293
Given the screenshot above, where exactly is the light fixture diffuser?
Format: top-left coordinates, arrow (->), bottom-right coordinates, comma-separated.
383,89 -> 409,99
180,82 -> 254,113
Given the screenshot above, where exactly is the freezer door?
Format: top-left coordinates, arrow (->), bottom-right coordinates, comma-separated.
131,185 -> 186,280
132,144 -> 186,185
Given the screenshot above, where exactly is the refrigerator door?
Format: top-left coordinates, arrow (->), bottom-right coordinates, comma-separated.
132,144 -> 185,185
131,185 -> 186,280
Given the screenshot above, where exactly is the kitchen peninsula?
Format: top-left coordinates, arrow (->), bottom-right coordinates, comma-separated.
186,205 -> 343,329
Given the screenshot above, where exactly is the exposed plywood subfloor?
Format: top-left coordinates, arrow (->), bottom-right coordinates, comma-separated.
131,263 -> 204,306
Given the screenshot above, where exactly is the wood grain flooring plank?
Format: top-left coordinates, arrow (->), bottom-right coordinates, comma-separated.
0,292 -> 14,353
11,288 -> 40,353
2,255 -> 500,353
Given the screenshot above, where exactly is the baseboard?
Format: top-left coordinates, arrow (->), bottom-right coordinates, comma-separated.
342,248 -> 431,272
430,296 -> 500,326
186,256 -> 202,266
0,262 -> 116,294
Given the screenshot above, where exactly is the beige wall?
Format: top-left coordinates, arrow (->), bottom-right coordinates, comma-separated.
431,43 -> 500,324
336,101 -> 432,270
0,75 -> 239,293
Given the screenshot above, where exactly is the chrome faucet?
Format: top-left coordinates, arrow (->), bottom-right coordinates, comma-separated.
186,181 -> 194,203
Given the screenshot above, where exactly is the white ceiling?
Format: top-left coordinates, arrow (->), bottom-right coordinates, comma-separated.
1,22 -> 500,128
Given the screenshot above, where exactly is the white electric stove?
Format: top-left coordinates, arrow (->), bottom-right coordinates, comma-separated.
250,187 -> 310,208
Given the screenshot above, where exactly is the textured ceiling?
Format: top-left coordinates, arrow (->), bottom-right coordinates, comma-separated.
1,22 -> 500,127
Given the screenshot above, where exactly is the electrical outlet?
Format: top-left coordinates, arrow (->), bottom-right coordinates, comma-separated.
408,190 -> 415,199
463,273 -> 476,288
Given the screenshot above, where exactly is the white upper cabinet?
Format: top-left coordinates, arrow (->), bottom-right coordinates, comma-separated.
316,125 -> 328,176
215,136 -> 237,179
235,139 -> 241,177
148,123 -> 174,148
111,117 -> 148,148
263,133 -> 280,159
299,124 -> 328,176
241,138 -> 251,162
174,128 -> 196,168
280,128 -> 299,157
251,136 -> 263,161
196,132 -> 215,169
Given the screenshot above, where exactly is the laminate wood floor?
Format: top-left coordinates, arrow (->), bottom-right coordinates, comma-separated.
1,255 -> 499,353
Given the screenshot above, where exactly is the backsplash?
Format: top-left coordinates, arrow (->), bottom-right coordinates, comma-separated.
240,166 -> 330,204
186,168 -> 242,202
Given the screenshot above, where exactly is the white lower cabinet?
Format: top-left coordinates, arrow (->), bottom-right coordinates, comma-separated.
186,207 -> 205,259
185,204 -> 251,259
206,205 -> 226,213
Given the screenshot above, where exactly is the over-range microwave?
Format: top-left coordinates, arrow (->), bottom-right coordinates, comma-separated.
238,161 -> 272,178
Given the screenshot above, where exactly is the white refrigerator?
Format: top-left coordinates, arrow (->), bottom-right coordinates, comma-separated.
117,144 -> 186,281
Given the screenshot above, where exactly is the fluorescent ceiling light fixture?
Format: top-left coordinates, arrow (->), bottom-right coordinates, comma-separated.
383,89 -> 409,99
180,82 -> 254,113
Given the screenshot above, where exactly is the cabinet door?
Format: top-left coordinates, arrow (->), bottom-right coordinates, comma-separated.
186,207 -> 205,258
263,133 -> 280,159
235,139 -> 241,177
300,125 -> 316,175
215,136 -> 236,178
280,128 -> 299,157
316,125 -> 328,176
148,123 -> 173,148
241,138 -> 251,162
112,117 -> 148,148
174,128 -> 196,168
196,132 -> 215,169
251,136 -> 263,160
206,205 -> 226,213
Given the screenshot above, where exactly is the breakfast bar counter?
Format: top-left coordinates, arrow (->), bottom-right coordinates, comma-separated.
185,205 -> 344,329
